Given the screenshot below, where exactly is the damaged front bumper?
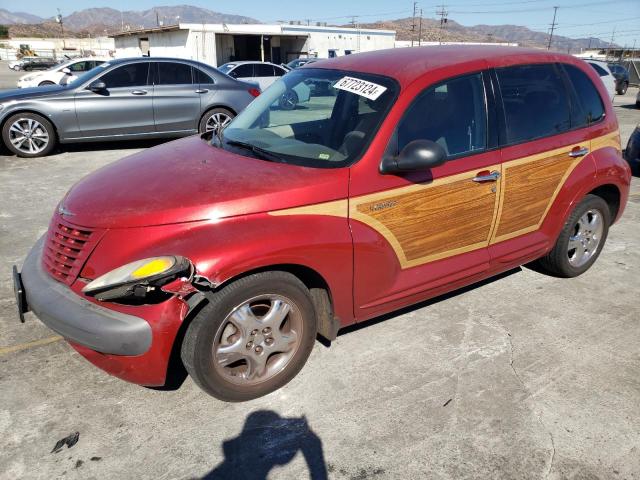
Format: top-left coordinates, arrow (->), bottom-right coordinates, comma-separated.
16,237 -> 153,356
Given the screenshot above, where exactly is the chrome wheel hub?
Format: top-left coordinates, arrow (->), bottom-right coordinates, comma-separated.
213,295 -> 302,385
205,112 -> 232,135
8,118 -> 49,154
567,209 -> 604,267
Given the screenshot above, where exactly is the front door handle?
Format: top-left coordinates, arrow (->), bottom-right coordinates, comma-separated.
472,170 -> 501,183
131,90 -> 148,95
569,147 -> 589,157
195,89 -> 209,94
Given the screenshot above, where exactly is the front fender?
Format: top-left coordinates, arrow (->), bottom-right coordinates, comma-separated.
81,211 -> 354,325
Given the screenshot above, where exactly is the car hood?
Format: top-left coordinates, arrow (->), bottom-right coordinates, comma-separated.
60,135 -> 349,229
0,85 -> 67,101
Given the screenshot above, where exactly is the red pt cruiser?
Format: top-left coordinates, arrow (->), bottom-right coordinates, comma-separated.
14,47 -> 630,401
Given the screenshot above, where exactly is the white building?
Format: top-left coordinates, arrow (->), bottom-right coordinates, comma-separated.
111,23 -> 396,66
0,37 -> 114,60
394,40 -> 519,48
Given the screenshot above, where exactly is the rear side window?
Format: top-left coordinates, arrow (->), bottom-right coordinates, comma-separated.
194,68 -> 214,84
255,64 -> 275,77
157,62 -> 192,85
397,73 -> 487,158
496,64 -> 571,144
562,64 -> 605,127
100,63 -> 150,88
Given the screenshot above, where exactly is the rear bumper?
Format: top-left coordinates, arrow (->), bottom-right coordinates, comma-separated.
19,237 -> 152,356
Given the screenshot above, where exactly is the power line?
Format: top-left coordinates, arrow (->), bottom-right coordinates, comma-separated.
547,6 -> 559,50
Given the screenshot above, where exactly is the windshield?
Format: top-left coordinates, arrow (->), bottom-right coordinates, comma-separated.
67,62 -> 111,88
218,63 -> 235,75
220,68 -> 398,168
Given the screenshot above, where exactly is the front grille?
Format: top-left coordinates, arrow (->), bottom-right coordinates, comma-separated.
42,217 -> 102,285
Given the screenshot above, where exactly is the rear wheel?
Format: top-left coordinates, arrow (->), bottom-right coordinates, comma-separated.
278,90 -> 299,110
2,112 -> 56,158
199,108 -> 234,135
181,271 -> 317,401
534,194 -> 610,278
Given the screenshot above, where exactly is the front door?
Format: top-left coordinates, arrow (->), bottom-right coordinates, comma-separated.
75,62 -> 154,138
350,71 -> 502,320
152,61 -> 202,133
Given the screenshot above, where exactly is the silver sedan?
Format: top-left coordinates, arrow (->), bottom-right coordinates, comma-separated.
0,57 -> 260,157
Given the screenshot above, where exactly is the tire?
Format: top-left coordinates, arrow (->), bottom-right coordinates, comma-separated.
278,90 -> 299,110
38,81 -> 55,86
535,194 -> 611,278
1,112 -> 57,158
198,107 -> 234,135
181,271 -> 318,401
616,82 -> 628,95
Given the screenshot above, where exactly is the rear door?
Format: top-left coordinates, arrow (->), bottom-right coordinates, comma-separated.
487,63 -> 593,265
253,64 -> 277,90
74,62 -> 154,138
152,61 -> 202,133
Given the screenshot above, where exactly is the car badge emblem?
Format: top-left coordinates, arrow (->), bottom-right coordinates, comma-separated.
58,205 -> 75,217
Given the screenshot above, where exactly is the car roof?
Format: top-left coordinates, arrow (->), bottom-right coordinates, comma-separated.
312,45 -> 590,87
222,61 -> 282,66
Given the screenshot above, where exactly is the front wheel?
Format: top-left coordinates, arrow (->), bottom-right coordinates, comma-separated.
1,112 -> 57,158
181,272 -> 317,401
534,194 -> 611,278
199,107 -> 234,135
38,80 -> 55,86
616,82 -> 628,95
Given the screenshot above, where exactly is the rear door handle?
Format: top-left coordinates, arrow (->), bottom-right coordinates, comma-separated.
195,89 -> 209,94
472,170 -> 501,183
131,90 -> 148,95
569,147 -> 589,157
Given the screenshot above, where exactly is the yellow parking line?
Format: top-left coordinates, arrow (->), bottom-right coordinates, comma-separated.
0,335 -> 63,356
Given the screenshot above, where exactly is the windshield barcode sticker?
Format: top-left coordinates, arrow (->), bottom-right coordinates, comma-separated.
334,76 -> 387,100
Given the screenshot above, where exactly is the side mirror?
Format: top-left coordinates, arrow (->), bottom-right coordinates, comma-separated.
62,67 -> 72,75
380,139 -> 447,174
88,80 -> 106,92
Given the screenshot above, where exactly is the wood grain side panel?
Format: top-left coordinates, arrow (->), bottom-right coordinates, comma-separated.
494,152 -> 574,239
354,172 -> 498,267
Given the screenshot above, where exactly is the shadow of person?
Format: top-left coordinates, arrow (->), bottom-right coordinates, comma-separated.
203,410 -> 327,480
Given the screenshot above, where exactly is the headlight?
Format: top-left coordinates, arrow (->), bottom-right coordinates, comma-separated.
20,75 -> 35,82
82,255 -> 192,300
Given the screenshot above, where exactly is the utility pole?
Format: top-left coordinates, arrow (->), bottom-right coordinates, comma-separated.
55,8 -> 65,50
437,5 -> 448,45
547,6 -> 558,50
607,27 -> 616,61
350,16 -> 361,52
418,9 -> 423,46
411,2 -> 418,47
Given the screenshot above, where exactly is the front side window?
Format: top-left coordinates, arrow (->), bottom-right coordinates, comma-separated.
157,62 -> 192,85
562,64 -> 605,127
397,73 -> 487,158
68,61 -> 90,72
255,64 -> 275,77
220,68 -> 398,168
100,63 -> 150,89
496,64 -> 571,144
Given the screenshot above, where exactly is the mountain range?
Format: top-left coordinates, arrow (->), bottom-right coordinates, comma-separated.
1,6 -> 614,52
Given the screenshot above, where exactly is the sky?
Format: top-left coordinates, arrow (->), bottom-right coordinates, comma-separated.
19,0 -> 640,46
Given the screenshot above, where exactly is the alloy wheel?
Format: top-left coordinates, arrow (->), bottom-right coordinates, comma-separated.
8,118 -> 50,155
567,209 -> 604,267
212,294 -> 303,386
205,112 -> 232,135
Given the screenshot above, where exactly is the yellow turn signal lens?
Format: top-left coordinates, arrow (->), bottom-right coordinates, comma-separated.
131,258 -> 175,279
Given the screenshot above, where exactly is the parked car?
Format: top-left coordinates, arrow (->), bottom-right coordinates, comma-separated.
218,61 -> 289,91
624,123 -> 640,175
19,57 -> 60,71
285,58 -> 319,70
636,88 -> 640,108
8,58 -> 32,71
17,57 -> 108,88
607,63 -> 630,95
585,59 -> 616,100
14,46 -> 630,401
0,57 -> 260,157
219,60 -> 310,110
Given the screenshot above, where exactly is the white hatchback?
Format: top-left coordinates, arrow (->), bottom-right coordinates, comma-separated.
17,58 -> 107,88
584,59 -> 616,101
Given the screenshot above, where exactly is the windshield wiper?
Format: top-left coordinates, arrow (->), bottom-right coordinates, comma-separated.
224,139 -> 286,163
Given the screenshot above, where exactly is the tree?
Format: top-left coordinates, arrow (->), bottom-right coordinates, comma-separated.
0,25 -> 9,39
